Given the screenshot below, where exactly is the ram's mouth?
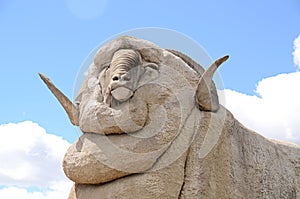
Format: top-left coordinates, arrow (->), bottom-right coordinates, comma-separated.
111,86 -> 134,102
97,86 -> 148,134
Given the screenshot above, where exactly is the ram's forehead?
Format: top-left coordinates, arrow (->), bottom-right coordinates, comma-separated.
92,36 -> 200,81
94,36 -> 159,68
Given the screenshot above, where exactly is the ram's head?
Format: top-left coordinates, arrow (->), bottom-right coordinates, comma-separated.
39,36 -> 228,184
39,36 -> 228,135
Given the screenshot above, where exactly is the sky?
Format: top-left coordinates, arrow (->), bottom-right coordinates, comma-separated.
0,0 -> 299,198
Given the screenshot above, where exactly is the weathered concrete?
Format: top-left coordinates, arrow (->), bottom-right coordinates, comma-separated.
40,36 -> 300,199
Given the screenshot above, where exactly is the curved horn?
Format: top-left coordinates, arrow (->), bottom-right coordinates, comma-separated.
39,73 -> 79,126
195,55 -> 229,112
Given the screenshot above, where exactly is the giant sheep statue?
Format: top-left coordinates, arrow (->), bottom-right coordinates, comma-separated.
40,36 -> 300,199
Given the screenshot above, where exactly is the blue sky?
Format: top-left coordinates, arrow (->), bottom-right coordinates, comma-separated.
0,0 -> 300,198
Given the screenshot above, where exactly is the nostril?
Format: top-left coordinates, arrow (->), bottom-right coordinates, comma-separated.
112,76 -> 119,81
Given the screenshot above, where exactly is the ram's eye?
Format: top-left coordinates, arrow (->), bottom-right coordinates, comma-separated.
105,66 -> 110,74
105,65 -> 110,73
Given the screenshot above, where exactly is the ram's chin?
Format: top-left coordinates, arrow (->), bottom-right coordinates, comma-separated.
85,89 -> 148,135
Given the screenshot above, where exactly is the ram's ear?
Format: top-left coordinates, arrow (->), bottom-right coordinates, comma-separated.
138,63 -> 159,86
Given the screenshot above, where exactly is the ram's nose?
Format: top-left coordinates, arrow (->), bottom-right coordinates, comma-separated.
112,73 -> 131,82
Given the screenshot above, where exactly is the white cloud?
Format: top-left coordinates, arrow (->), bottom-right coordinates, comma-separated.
219,71 -> 300,144
219,35 -> 300,145
0,121 -> 73,198
293,34 -> 300,68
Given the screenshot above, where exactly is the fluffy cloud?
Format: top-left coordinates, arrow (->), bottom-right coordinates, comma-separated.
219,35 -> 300,145
293,34 -> 300,68
219,71 -> 300,144
0,121 -> 72,198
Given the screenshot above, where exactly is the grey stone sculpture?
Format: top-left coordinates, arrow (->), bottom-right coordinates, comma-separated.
40,36 -> 300,199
